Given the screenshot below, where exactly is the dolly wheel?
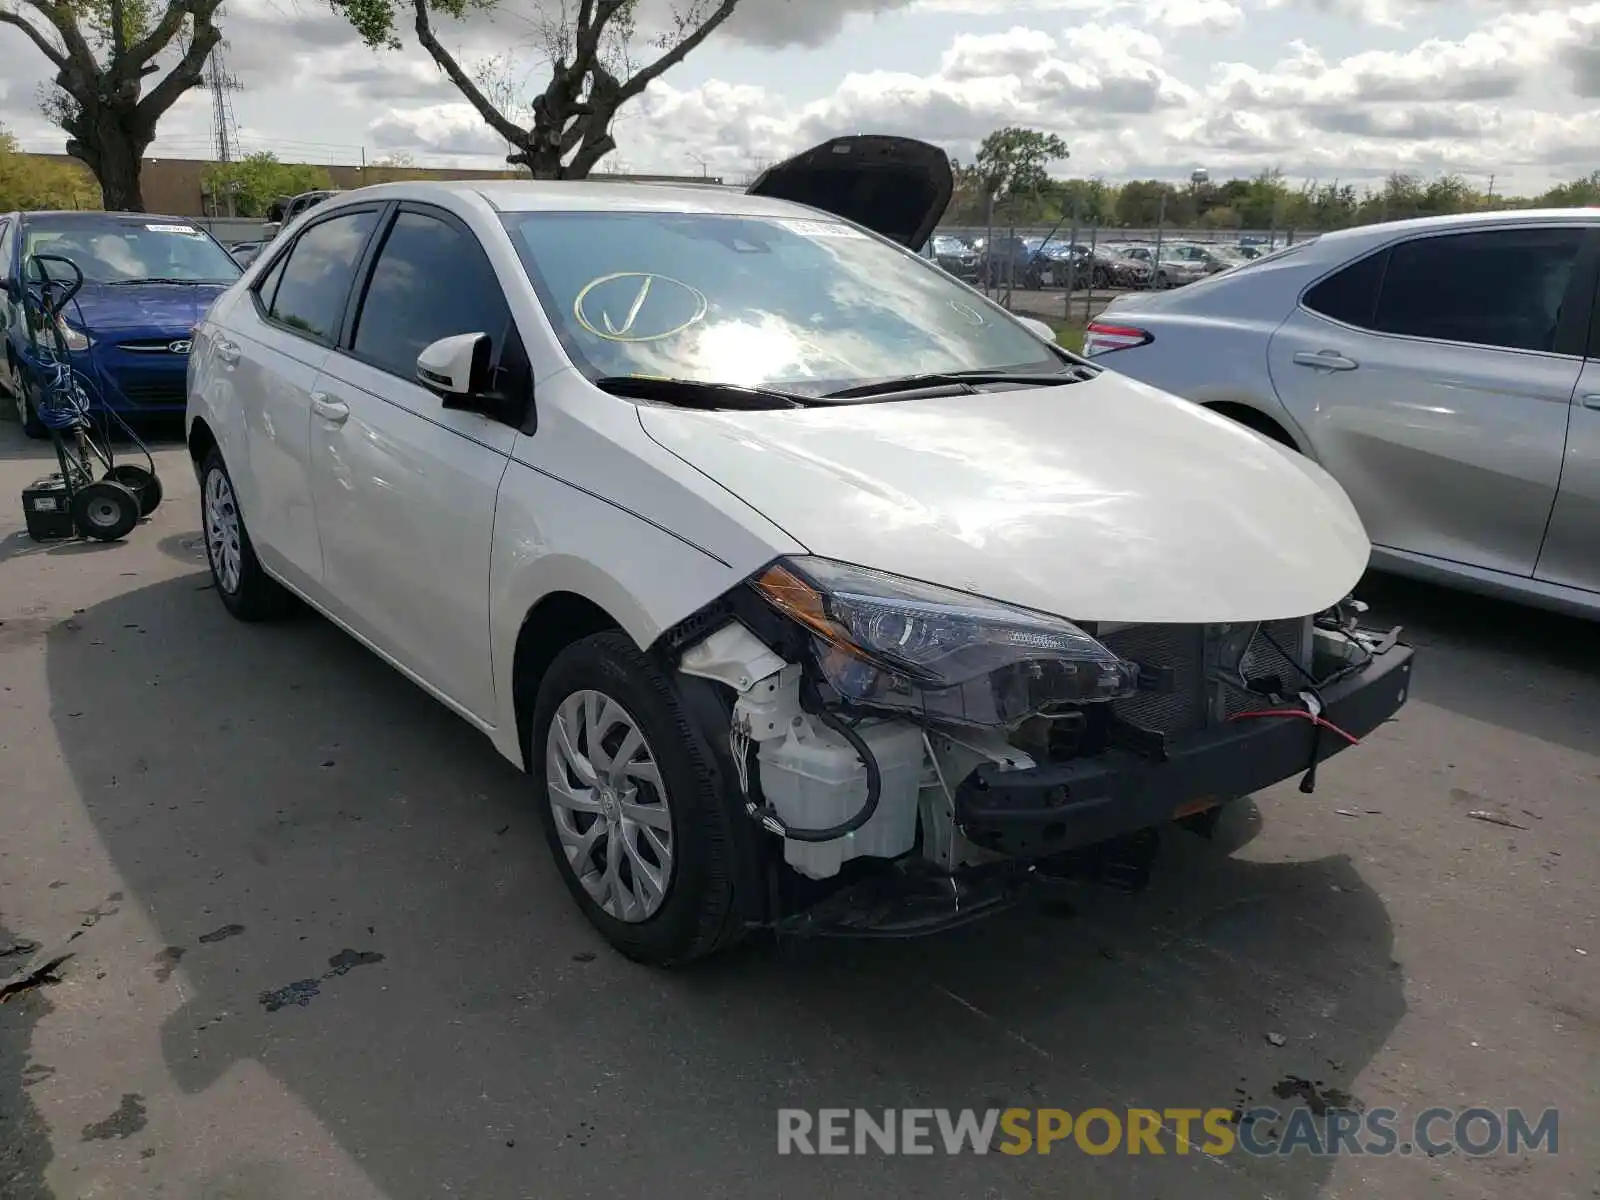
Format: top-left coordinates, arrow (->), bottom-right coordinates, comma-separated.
103,464 -> 163,517
71,479 -> 141,541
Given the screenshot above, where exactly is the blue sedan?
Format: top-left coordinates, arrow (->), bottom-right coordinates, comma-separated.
0,210 -> 241,437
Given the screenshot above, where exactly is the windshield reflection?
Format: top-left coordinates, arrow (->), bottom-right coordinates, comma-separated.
502,211 -> 1061,395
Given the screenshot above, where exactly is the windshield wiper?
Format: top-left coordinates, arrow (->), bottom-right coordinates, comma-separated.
820,366 -> 1094,400
592,375 -> 817,411
106,277 -> 220,286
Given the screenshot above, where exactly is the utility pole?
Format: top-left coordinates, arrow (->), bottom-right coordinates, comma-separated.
1486,174 -> 1496,205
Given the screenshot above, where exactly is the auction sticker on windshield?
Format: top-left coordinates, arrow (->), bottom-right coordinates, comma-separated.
145,223 -> 202,235
777,219 -> 866,239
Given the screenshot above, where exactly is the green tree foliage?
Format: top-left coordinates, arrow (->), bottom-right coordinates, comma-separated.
201,152 -> 334,218
941,126 -> 1600,232
0,125 -> 102,209
974,126 -> 1070,199
0,0 -> 224,210
331,0 -> 744,178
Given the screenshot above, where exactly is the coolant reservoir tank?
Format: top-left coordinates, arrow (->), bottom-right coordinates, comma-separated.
757,717 -> 926,880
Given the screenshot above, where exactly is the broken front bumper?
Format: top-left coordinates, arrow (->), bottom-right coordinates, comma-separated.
954,641 -> 1414,858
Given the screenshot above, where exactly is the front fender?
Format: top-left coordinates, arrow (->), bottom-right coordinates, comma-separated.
485,449 -> 803,766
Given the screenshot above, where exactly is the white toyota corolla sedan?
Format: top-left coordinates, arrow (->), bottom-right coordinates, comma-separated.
186,135 -> 1414,965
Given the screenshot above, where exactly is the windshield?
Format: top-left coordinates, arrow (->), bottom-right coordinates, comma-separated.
932,235 -> 973,254
502,211 -> 1063,395
22,219 -> 241,284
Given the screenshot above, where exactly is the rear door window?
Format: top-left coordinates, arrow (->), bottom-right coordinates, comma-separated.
265,209 -> 379,342
1371,227 -> 1583,353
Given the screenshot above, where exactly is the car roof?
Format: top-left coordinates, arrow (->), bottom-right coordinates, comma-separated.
314,178 -> 834,221
1316,207 -> 1600,246
20,210 -> 202,226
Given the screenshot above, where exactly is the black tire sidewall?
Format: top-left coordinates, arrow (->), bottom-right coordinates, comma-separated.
106,464 -> 162,517
18,375 -> 47,439
529,631 -> 738,966
71,481 -> 139,540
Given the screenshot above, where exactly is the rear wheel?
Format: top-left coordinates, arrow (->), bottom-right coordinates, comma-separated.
530,631 -> 745,966
200,447 -> 294,620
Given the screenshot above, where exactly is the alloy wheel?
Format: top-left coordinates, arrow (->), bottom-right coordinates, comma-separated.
203,467 -> 242,595
545,689 -> 674,923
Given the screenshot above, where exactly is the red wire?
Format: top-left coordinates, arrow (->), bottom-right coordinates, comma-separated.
1228,708 -> 1361,746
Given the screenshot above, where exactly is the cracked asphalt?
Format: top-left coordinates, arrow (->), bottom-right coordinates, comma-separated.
1,420 -> 1596,1199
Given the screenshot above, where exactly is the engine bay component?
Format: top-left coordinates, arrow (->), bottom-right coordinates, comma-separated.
751,556 -> 1140,728
758,713 -> 925,880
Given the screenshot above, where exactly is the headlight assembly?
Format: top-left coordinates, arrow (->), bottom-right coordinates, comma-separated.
55,317 -> 90,351
752,557 -> 1139,728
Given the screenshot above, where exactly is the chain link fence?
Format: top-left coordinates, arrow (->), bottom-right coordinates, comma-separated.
930,215 -> 1304,329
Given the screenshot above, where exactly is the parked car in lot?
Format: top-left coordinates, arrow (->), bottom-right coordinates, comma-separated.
185,134 -> 1412,964
927,233 -> 980,280
1109,244 -> 1209,289
229,240 -> 264,268
1085,209 -> 1600,619
0,209 -> 241,437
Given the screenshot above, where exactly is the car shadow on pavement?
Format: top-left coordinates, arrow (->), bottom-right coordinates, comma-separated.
43,571 -> 1407,1199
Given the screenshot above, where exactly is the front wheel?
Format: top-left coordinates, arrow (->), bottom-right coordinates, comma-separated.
11,369 -> 47,439
530,631 -> 745,966
200,447 -> 294,620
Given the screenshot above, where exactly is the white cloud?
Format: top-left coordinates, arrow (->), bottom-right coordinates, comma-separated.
5,1 -> 1600,195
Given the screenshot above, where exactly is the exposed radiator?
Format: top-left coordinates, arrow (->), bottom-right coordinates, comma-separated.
1098,618 -> 1311,736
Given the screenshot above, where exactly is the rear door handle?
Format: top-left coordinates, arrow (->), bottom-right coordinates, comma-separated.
214,338 -> 240,365
1582,393 -> 1600,410
310,392 -> 349,425
1293,350 -> 1358,371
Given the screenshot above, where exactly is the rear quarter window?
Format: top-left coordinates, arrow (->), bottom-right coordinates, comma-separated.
1303,249 -> 1388,327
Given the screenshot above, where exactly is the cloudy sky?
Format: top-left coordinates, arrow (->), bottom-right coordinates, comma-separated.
3,0 -> 1600,192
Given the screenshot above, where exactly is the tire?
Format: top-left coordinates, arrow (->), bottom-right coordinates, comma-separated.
199,446 -> 294,620
11,368 -> 47,439
530,631 -> 745,966
104,464 -> 163,517
70,479 -> 140,541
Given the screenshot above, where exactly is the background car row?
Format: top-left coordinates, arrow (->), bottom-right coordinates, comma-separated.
923,232 -> 1269,291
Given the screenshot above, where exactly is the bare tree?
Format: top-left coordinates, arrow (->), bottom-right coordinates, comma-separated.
336,0 -> 745,178
1,0 -> 225,209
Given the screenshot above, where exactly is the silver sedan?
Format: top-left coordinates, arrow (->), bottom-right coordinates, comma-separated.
1083,210 -> 1600,619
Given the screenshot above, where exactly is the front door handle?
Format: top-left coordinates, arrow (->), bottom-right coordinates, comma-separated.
1293,350 -> 1359,371
214,338 -> 240,365
1582,393 -> 1600,411
310,392 -> 349,425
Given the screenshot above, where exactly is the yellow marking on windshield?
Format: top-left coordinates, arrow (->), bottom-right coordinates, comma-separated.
573,272 -> 709,343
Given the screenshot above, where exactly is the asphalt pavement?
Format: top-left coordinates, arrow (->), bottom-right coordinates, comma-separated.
1,420 -> 1596,1199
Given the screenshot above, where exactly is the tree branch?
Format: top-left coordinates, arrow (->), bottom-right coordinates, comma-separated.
20,0 -> 99,78
616,0 -> 738,103
0,6 -> 66,66
134,14 -> 218,124
121,0 -> 203,85
410,0 -> 529,148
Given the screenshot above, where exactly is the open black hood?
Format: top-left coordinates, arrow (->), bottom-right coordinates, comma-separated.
745,135 -> 953,251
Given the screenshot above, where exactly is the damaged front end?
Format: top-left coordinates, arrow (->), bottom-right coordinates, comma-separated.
659,557 -> 1413,939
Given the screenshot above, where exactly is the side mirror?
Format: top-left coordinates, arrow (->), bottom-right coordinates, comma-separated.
417,332 -> 491,405
1016,316 -> 1057,343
